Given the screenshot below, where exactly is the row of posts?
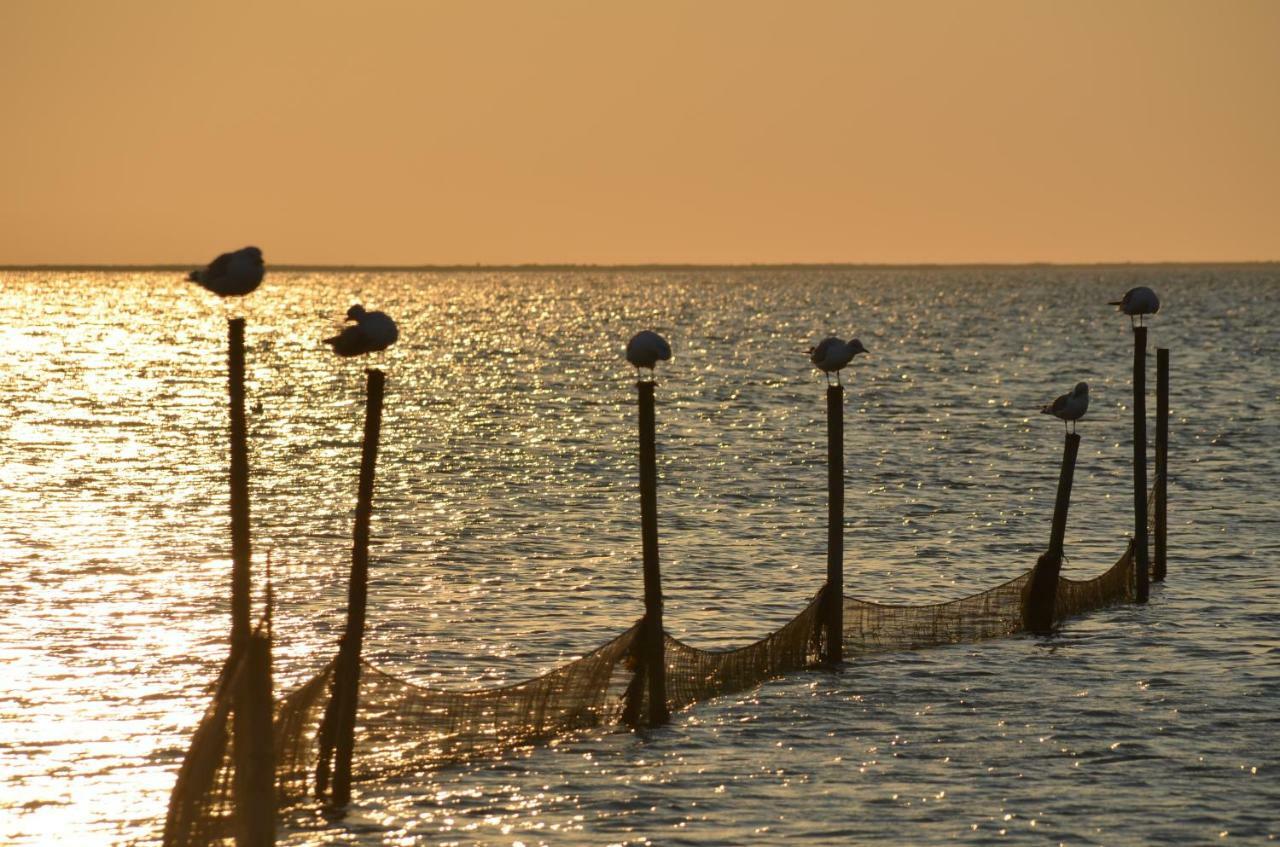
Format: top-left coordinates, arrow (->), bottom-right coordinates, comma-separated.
216,319 -> 1173,845
216,320 -> 386,845
624,336 -> 1172,725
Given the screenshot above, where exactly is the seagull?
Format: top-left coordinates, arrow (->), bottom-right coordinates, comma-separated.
187,246 -> 264,298
1108,286 -> 1160,327
324,305 -> 399,357
1041,382 -> 1089,433
808,337 -> 868,386
626,330 -> 672,380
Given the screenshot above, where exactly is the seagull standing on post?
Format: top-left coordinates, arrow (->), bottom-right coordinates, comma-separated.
1109,286 -> 1160,328
808,336 -> 868,386
1041,382 -> 1089,433
626,330 -> 672,381
324,305 -> 399,358
188,246 -> 265,299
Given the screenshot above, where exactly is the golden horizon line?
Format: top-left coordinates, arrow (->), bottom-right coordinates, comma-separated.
2,259 -> 1278,272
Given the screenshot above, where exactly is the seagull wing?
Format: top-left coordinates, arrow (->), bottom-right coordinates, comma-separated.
204,250 -> 236,280
1041,392 -> 1069,414
324,325 -> 368,357
810,337 -> 838,366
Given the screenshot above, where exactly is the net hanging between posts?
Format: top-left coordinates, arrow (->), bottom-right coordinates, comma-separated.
165,520 -> 1155,846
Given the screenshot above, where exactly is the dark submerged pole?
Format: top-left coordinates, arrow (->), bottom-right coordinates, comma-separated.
228,318 -> 252,654
1133,327 -> 1150,603
637,380 -> 669,726
317,368 -> 386,807
232,632 -> 275,847
1024,432 -> 1080,633
1154,348 -> 1169,582
824,385 -> 844,663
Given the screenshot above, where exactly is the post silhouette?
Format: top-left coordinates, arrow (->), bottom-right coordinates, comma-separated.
1133,327 -> 1150,603
1154,348 -> 1169,582
1024,432 -> 1080,633
228,318 -> 252,654
824,385 -> 844,663
232,632 -> 275,847
317,369 -> 385,807
635,380 -> 669,726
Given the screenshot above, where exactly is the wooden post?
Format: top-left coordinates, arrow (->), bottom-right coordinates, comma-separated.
1023,432 -> 1079,633
1154,348 -> 1169,582
232,632 -> 275,847
824,385 -> 844,663
317,369 -> 385,807
637,380 -> 669,726
1132,326 -> 1150,603
229,318 -> 252,653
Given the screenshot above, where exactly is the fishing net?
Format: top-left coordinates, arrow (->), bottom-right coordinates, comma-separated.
1056,539 -> 1138,620
162,669 -> 235,847
661,594 -> 825,714
165,481 -> 1160,846
344,622 -> 639,777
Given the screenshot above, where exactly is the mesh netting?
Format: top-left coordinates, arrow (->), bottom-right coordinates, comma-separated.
1056,539 -> 1138,620
662,594 -> 825,713
165,492 -> 1160,846
346,622 -> 639,777
162,670 -> 235,847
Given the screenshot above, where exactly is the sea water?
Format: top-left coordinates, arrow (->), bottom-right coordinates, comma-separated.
1,266 -> 1277,844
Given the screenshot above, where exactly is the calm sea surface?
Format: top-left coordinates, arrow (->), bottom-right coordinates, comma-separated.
2,267 -> 1277,845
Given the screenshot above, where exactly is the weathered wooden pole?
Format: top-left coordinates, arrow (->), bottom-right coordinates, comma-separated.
637,379 -> 669,726
824,385 -> 844,663
1154,348 -> 1169,582
317,368 -> 385,807
232,632 -> 275,847
1047,433 -> 1080,560
229,318 -> 252,653
1023,432 -> 1080,633
1132,326 -> 1150,603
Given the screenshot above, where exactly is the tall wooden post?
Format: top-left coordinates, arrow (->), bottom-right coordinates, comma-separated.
228,318 -> 252,653
232,632 -> 275,847
1154,348 -> 1169,582
637,380 -> 669,726
1024,432 -> 1080,633
1133,326 -> 1150,603
317,369 -> 385,807
824,385 -> 844,663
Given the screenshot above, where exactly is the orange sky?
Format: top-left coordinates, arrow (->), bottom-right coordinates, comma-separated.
2,0 -> 1277,265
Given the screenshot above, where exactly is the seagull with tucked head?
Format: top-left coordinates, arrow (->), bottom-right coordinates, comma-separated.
187,246 -> 264,298
626,330 -> 671,381
1041,381 -> 1089,433
324,305 -> 399,358
808,336 -> 868,386
1109,286 -> 1160,327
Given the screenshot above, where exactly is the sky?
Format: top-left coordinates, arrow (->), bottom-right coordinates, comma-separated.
1,0 -> 1277,265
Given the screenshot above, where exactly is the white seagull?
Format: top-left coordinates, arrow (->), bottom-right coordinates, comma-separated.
1041,382 -> 1089,433
808,336 -> 868,386
187,246 -> 265,298
1109,286 -> 1160,327
626,330 -> 672,380
324,305 -> 399,357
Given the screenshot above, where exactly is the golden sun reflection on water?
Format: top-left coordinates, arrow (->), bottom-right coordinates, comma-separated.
3,268 -> 1279,844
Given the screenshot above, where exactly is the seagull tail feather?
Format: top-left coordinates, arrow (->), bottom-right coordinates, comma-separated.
187,270 -> 201,283
1107,299 -> 1123,305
